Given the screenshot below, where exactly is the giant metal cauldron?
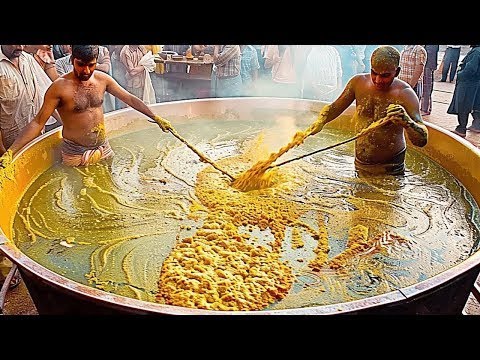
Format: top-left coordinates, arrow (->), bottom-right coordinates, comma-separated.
1,98 -> 480,315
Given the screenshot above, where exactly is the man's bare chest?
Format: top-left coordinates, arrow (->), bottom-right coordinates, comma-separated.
357,95 -> 396,119
71,84 -> 104,112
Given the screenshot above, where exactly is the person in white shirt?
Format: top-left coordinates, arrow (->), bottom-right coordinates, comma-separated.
302,45 -> 342,102
0,44 -> 62,290
264,45 -> 298,98
0,45 -> 61,153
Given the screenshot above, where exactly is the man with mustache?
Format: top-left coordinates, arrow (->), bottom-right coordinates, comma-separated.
0,45 -> 61,156
5,45 -> 171,167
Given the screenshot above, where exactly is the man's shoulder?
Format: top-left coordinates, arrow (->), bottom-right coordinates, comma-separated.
392,78 -> 412,91
50,75 -> 70,88
20,51 -> 35,62
351,73 -> 370,85
392,78 -> 419,101
94,70 -> 112,81
20,52 -> 42,71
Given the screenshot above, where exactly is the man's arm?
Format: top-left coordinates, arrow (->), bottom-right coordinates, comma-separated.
8,85 -> 60,156
309,76 -> 357,135
386,88 -> 428,147
121,50 -> 145,78
126,64 -> 144,77
105,75 -> 171,131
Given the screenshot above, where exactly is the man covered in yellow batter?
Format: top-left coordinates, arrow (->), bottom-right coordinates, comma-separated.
310,45 -> 428,175
4,45 -> 171,167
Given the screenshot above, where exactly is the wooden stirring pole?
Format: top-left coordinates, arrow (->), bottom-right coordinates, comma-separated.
167,128 -> 236,181
269,115 -> 392,170
152,115 -> 235,181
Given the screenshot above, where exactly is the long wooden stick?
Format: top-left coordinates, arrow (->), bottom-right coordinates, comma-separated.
269,116 -> 391,170
167,128 -> 235,181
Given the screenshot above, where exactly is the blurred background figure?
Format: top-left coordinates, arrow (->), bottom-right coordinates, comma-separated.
264,45 -> 298,98
333,45 -> 363,90
23,45 -> 61,132
108,45 -> 128,109
163,44 -> 190,73
421,45 -> 440,116
0,45 -> 59,157
240,45 -> 260,96
54,45 -> 73,75
363,45 -> 378,73
120,45 -> 152,100
163,44 -> 190,100
447,45 -> 480,137
252,45 -> 269,81
0,44 -> 62,288
27,45 -> 59,82
353,45 -> 366,73
192,45 -> 214,56
145,45 -> 161,55
52,44 -> 72,60
192,45 -> 215,98
213,45 -> 242,98
441,45 -> 461,82
302,45 -> 342,102
96,46 -> 115,113
398,45 -> 427,101
292,45 -> 313,98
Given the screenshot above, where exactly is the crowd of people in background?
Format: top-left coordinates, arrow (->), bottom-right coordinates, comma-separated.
2,44 -> 479,158
2,44 -> 479,159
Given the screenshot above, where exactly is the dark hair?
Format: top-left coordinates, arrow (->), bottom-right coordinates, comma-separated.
71,45 -> 99,62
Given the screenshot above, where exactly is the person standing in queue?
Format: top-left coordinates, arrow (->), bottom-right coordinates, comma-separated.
420,45 -> 440,116
309,45 -> 428,176
213,45 -> 242,98
441,45 -> 462,83
398,45 -> 427,102
2,45 -> 172,168
0,44 -> 63,290
448,45 -> 480,137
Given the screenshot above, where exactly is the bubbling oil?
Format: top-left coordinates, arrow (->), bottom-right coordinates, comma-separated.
12,113 -> 480,310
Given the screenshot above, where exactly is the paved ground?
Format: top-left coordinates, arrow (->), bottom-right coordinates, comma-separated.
2,48 -> 480,315
2,276 -> 38,315
427,74 -> 480,147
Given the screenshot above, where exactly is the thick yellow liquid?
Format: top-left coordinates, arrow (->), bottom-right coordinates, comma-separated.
13,114 -> 480,310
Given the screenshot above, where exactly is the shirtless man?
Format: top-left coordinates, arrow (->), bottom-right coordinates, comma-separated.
311,45 -> 428,175
5,45 -> 171,167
